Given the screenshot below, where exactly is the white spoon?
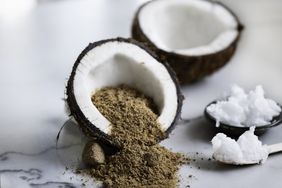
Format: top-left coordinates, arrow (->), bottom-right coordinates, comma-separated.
214,143 -> 282,165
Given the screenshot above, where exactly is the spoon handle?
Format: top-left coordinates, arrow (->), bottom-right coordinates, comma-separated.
267,143 -> 282,154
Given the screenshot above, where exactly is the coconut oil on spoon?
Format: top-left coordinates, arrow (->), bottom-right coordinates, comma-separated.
214,143 -> 282,165
211,127 -> 282,165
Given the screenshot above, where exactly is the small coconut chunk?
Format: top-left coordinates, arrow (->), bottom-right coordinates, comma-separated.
82,141 -> 105,166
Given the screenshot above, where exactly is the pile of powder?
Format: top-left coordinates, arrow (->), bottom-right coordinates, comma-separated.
211,126 -> 269,164
83,85 -> 186,187
207,85 -> 281,127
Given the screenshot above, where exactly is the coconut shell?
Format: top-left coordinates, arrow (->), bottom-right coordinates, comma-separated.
131,0 -> 244,84
66,38 -> 183,149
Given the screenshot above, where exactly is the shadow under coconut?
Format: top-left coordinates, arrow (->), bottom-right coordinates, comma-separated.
182,116 -> 218,143
44,116 -> 66,128
56,119 -> 87,169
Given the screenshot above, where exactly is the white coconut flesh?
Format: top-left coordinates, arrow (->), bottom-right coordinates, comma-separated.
73,41 -> 178,135
139,0 -> 239,56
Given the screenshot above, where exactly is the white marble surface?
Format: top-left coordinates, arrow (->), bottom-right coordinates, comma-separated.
0,0 -> 282,187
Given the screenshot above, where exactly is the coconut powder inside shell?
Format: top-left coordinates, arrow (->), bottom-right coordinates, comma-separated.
82,85 -> 186,187
91,85 -> 165,147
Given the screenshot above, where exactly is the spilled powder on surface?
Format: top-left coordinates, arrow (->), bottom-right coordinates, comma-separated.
81,85 -> 187,188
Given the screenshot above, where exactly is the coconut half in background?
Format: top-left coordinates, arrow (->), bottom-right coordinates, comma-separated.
132,0 -> 243,84
66,38 -> 183,148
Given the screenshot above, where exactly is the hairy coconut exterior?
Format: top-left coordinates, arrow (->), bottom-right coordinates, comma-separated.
131,1 -> 244,84
66,37 -> 183,148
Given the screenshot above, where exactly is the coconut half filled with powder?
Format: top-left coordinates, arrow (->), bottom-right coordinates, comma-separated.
132,0 -> 243,83
65,38 -> 183,148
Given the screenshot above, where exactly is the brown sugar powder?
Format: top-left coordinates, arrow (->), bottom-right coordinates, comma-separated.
83,85 -> 187,188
